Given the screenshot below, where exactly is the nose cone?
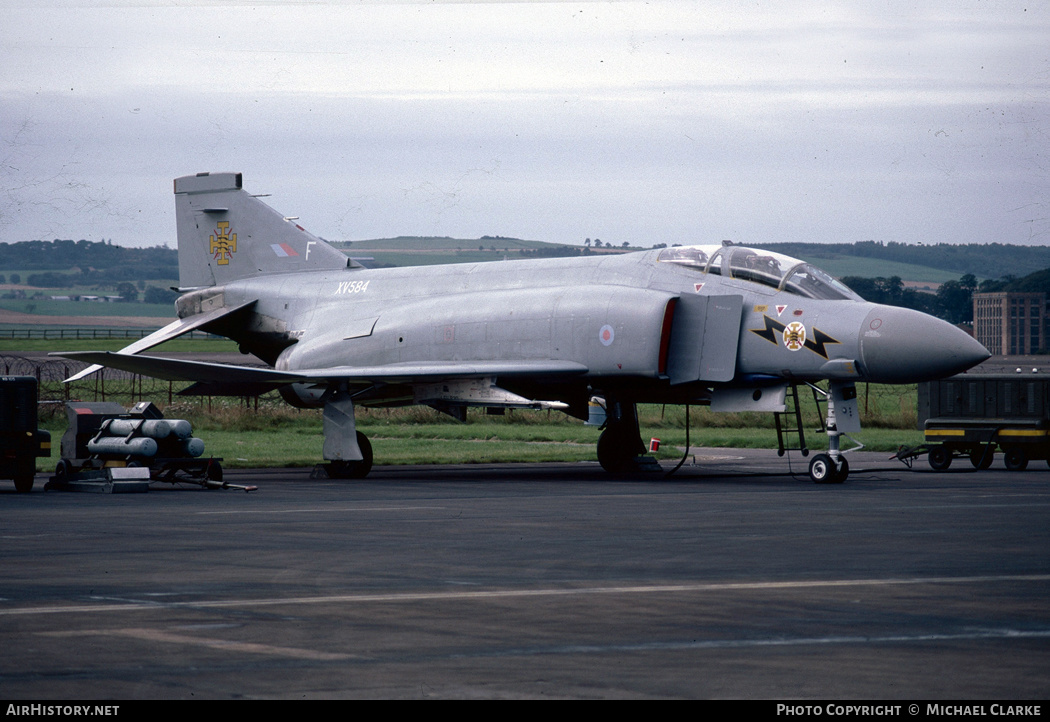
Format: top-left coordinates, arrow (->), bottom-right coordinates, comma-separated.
859,306 -> 990,383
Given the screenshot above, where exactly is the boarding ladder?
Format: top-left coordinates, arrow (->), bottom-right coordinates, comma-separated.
774,383 -> 828,457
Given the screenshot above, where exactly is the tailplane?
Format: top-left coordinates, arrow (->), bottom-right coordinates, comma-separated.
174,172 -> 355,289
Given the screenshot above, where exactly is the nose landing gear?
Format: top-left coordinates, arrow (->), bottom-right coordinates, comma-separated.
806,381 -> 861,484
808,452 -> 849,484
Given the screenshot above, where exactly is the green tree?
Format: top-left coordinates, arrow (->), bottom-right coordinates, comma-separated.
144,286 -> 179,305
116,281 -> 138,302
936,274 -> 976,324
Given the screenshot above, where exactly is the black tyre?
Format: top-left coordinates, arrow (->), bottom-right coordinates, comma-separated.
969,446 -> 994,470
330,432 -> 373,479
833,455 -> 849,483
1004,447 -> 1028,472
207,461 -> 223,482
55,459 -> 73,483
809,453 -> 838,484
597,428 -> 635,473
928,445 -> 952,471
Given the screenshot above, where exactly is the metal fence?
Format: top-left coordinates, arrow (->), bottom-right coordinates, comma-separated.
0,354 -> 263,421
0,328 -> 221,340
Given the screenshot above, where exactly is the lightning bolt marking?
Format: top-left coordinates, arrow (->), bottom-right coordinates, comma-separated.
750,315 -> 785,345
803,327 -> 841,360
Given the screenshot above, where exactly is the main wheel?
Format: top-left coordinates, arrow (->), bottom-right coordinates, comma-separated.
809,453 -> 843,484
597,428 -> 636,473
1004,447 -> 1028,471
329,432 -> 373,479
928,445 -> 952,471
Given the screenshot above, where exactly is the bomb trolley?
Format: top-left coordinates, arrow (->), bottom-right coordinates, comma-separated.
50,401 -> 254,491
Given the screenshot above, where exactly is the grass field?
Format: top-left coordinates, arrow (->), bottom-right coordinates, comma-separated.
802,256 -> 966,284
0,299 -> 176,318
0,336 -> 238,353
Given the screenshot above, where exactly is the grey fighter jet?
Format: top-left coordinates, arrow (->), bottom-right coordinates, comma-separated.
55,172 -> 990,482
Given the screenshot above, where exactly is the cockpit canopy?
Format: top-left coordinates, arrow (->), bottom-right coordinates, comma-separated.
656,245 -> 862,301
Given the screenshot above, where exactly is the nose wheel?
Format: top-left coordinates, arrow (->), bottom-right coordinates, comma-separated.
809,453 -> 848,484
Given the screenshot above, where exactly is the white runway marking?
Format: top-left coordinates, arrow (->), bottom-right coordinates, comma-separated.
3,573 -> 1049,617
41,628 -> 356,660
35,625 -> 1050,663
449,628 -> 1050,659
194,506 -> 446,515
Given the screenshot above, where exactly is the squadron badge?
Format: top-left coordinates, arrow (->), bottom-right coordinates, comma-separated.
783,321 -> 806,351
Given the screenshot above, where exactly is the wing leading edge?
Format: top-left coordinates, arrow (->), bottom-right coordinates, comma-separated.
51,351 -> 589,385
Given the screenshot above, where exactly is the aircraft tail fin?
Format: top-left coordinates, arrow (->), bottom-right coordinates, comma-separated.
174,172 -> 356,290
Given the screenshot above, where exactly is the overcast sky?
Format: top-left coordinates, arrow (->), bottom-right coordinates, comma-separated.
2,0 -> 1047,251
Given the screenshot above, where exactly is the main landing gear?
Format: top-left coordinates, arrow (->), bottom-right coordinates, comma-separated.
321,388 -> 373,479
326,431 -> 373,479
596,399 -> 660,473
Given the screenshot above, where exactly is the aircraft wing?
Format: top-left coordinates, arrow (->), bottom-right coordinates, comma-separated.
51,351 -> 588,385
61,301 -> 258,382
53,351 -> 305,384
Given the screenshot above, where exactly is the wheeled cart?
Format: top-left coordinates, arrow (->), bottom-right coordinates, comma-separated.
48,401 -> 254,491
900,373 -> 1050,471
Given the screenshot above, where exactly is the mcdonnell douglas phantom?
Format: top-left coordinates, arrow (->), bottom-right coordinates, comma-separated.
55,172 -> 990,483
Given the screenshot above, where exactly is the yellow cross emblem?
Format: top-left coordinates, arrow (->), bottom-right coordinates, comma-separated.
210,222 -> 237,265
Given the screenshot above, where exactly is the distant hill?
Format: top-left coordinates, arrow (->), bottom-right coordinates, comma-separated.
759,241 -> 1050,283
980,267 -> 1050,295
3,237 -> 1047,287
336,236 -> 631,268
0,239 -> 177,284
343,237 -> 1049,284
2,237 -> 1047,329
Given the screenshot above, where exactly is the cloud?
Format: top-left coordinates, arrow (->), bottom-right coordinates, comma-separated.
1,1 -> 1047,249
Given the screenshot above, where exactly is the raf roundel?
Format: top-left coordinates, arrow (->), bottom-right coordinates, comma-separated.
599,324 -> 615,347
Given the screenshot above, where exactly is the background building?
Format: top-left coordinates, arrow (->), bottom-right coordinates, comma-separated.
973,291 -> 1047,355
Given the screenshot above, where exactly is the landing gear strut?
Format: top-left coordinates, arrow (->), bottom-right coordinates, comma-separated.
596,398 -> 658,473
806,381 -> 860,484
322,387 -> 373,479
